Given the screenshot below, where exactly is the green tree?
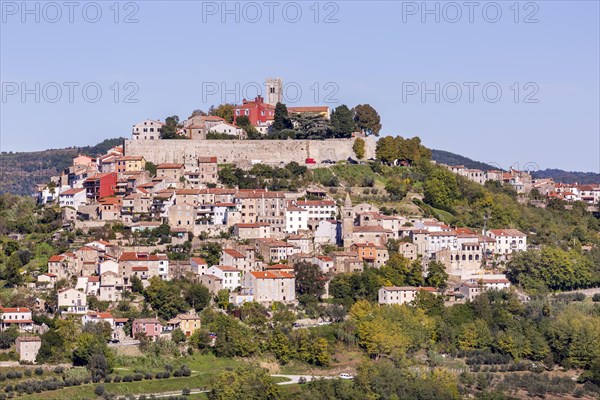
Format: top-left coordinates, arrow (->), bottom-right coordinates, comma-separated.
272,102 -> 293,132
330,105 -> 356,137
208,365 -> 280,400
144,276 -> 189,320
353,104 -> 382,136
423,168 -> 460,211
2,252 -> 24,287
507,247 -> 595,292
72,332 -> 114,368
82,321 -> 112,341
130,275 -> 144,293
144,161 -> 157,177
184,282 -> 211,312
210,104 -> 235,123
294,262 -> 327,301
216,289 -> 230,309
353,137 -> 366,159
425,261 -> 448,289
160,115 -> 181,139
235,115 -> 251,128
171,328 -> 187,344
384,178 -> 408,200
290,113 -> 330,139
0,327 -> 19,349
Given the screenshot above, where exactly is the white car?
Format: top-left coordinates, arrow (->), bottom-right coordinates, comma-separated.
339,373 -> 354,380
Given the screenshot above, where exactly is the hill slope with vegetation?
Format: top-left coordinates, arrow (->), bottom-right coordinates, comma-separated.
0,138 -> 125,196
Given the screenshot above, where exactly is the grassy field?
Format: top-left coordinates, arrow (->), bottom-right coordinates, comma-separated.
17,354 -> 241,400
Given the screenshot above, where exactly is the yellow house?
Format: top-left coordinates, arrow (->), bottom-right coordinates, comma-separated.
169,312 -> 201,336
116,156 -> 146,174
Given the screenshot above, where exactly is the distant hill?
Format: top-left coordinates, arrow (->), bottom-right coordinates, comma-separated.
531,169 -> 600,185
431,149 -> 502,171
0,138 -> 125,196
432,149 -> 599,184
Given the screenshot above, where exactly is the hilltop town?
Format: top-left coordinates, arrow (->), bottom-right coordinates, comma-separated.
1,81 -> 600,399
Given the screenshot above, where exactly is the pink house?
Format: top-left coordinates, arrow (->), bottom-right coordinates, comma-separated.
132,318 -> 162,341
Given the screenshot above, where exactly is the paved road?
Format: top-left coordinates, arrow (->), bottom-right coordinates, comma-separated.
129,374 -> 338,398
272,374 -> 336,385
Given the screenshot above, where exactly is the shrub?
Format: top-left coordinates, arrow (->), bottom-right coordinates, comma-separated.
113,375 -> 122,383
179,365 -> 191,377
34,367 -> 44,376
95,385 -> 105,396
182,388 -> 191,395
593,293 -> 600,302
144,373 -> 153,380
53,366 -> 64,374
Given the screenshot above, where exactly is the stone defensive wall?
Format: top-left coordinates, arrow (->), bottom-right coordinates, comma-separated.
124,137 -> 376,167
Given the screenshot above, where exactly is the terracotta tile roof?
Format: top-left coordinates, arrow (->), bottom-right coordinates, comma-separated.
77,246 -> 99,252
250,271 -> 294,279
235,223 -> 269,228
236,189 -> 285,199
296,200 -> 336,206
0,307 -> 31,313
316,256 -> 333,262
198,156 -> 218,163
60,188 -> 85,196
190,257 -> 207,264
223,249 -> 245,259
119,252 -> 167,262
134,318 -> 161,324
213,265 -> 241,272
381,286 -> 437,292
176,189 -> 201,195
353,226 -> 393,233
117,156 -> 144,161
489,229 -> 526,237
157,163 -> 184,169
265,264 -> 293,270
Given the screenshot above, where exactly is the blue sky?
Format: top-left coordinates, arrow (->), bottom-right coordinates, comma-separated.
1,0 -> 598,172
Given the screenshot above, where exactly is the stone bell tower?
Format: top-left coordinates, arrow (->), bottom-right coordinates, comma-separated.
265,77 -> 283,106
342,192 -> 354,248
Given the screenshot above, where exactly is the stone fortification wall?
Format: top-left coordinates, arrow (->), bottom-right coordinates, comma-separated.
124,137 -> 376,167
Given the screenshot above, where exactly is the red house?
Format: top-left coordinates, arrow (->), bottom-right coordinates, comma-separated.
233,95 -> 275,126
132,318 -> 162,341
83,172 -> 117,202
